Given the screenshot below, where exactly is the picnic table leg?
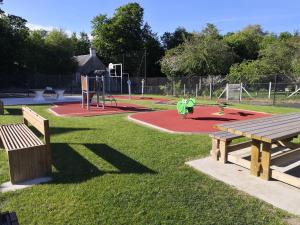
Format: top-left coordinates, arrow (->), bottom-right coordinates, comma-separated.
219,140 -> 228,163
260,142 -> 271,180
211,138 -> 220,161
250,139 -> 261,176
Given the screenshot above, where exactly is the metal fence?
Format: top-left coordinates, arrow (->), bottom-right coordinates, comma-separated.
2,74 -> 300,107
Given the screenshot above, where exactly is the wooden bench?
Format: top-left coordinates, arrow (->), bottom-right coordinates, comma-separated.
0,107 -> 51,184
0,211 -> 19,225
210,131 -> 251,163
0,100 -> 4,115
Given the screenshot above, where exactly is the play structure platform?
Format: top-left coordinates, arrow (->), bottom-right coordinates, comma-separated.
50,102 -> 149,117
129,106 -> 270,134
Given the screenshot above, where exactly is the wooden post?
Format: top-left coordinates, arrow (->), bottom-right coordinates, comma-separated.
261,142 -> 271,180
250,139 -> 261,176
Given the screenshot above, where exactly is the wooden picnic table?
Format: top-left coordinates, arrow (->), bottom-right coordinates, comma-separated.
215,113 -> 300,183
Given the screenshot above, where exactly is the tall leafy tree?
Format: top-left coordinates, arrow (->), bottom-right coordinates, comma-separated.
92,3 -> 144,75
161,27 -> 192,50
71,32 -> 90,56
224,24 -> 264,62
161,24 -> 236,79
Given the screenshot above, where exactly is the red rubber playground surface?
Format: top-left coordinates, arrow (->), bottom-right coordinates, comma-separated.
129,106 -> 271,134
49,102 -> 149,117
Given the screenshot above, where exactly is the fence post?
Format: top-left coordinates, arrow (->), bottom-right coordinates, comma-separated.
173,80 -> 175,96
195,84 -> 198,98
268,82 -> 272,99
273,75 -> 278,105
141,79 -> 145,97
209,83 -> 212,99
226,83 -> 229,101
239,83 -> 243,102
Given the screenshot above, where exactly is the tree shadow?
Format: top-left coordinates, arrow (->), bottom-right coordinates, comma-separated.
85,143 -> 156,175
190,117 -> 236,122
51,143 -> 103,183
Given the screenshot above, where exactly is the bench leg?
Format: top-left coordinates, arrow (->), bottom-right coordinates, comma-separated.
261,142 -> 271,180
211,138 -> 220,161
219,140 -> 228,163
250,139 -> 261,177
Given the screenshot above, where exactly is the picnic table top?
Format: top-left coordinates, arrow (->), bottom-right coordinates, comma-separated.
215,113 -> 300,143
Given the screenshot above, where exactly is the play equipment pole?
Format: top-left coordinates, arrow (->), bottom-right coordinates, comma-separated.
268,82 -> 272,99
141,79 -> 145,97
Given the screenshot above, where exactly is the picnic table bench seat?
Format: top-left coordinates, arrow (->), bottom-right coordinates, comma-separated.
0,107 -> 51,184
210,131 -> 251,163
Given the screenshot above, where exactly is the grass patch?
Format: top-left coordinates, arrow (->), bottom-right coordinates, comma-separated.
0,101 -> 298,224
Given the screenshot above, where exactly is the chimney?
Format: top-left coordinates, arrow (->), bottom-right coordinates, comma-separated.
90,48 -> 96,57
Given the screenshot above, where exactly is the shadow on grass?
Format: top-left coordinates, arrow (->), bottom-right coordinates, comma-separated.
85,143 -> 156,175
4,108 -> 22,116
51,143 -> 156,184
50,127 -> 97,135
51,143 -> 103,183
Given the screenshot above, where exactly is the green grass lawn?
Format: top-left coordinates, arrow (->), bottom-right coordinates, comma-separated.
0,99 -> 299,224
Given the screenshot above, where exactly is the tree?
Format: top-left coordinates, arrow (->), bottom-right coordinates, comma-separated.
160,46 -> 184,79
227,38 -> 300,83
224,24 -> 264,62
71,32 -> 90,56
0,9 -> 29,86
161,27 -> 191,50
92,3 -> 145,75
161,24 -> 236,79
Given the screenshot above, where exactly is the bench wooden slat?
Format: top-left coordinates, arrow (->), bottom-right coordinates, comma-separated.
17,124 -> 44,146
6,125 -> 26,149
0,124 -> 43,151
0,126 -> 14,150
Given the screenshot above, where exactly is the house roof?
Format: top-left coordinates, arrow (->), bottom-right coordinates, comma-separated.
73,54 -> 106,74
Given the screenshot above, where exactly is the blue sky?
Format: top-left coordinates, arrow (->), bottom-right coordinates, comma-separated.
2,0 -> 300,37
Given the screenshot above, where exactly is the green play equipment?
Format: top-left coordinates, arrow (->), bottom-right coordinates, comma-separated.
176,97 -> 196,119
